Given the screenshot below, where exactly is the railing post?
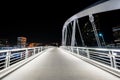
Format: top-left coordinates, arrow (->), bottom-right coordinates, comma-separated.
109,50 -> 114,68
69,47 -> 71,52
71,47 -> 74,53
38,47 -> 41,52
86,48 -> 90,58
20,51 -> 23,60
67,46 -> 69,51
33,48 -> 36,55
68,47 -> 70,51
77,48 -> 79,55
111,51 -> 117,69
41,47 -> 43,51
25,49 -> 28,59
38,47 -> 40,52
5,51 -> 11,68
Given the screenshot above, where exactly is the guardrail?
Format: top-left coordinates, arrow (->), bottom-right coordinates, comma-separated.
61,46 -> 120,70
0,46 -> 50,71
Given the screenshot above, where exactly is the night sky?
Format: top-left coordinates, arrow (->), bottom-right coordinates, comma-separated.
0,0 -> 106,45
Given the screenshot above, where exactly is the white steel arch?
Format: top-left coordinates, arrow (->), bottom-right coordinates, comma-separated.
62,0 -> 120,46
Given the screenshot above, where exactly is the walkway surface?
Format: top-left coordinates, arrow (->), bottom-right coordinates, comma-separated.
2,47 -> 120,80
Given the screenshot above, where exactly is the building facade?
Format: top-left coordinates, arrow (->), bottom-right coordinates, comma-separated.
17,37 -> 27,48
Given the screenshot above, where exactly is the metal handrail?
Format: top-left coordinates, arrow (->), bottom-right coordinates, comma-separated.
0,46 -> 50,71
61,46 -> 120,70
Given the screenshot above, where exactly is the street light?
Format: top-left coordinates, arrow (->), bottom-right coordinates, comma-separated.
99,33 -> 106,47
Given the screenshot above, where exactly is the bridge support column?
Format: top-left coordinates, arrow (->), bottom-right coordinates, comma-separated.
71,20 -> 76,46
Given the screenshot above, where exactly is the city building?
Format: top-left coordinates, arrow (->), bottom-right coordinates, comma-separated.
0,39 -> 8,47
112,26 -> 120,46
28,42 -> 40,47
17,37 -> 27,48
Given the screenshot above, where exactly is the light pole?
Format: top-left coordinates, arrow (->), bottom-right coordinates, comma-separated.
99,33 -> 106,47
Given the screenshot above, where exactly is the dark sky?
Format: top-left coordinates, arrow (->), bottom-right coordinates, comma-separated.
0,0 -> 100,45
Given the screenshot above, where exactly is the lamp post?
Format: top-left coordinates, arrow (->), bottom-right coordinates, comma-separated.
99,33 -> 106,47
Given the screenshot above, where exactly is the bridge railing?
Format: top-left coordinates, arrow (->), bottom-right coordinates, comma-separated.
0,46 -> 50,71
61,46 -> 120,71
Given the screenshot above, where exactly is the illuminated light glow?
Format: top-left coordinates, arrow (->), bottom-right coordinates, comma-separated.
99,33 -> 103,37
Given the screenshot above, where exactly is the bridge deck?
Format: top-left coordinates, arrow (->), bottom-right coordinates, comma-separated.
2,47 -> 120,80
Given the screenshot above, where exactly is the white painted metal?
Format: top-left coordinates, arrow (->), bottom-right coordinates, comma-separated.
64,28 -> 68,46
89,14 -> 101,47
63,0 -> 120,27
71,20 -> 76,46
62,0 -> 120,46
67,26 -> 72,45
61,46 -> 120,77
62,46 -> 120,71
0,46 -> 49,71
2,48 -> 120,80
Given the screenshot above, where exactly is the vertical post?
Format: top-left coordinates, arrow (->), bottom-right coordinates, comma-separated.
38,47 -> 41,52
86,48 -> 90,58
71,47 -> 73,53
71,20 -> 76,46
76,19 -> 85,46
62,26 -> 65,46
41,47 -> 43,51
72,46 -> 74,53
64,27 -> 68,46
62,25 -> 67,46
113,56 -> 117,69
77,47 -> 79,55
111,51 -> 117,69
25,49 -> 28,59
89,14 -> 101,47
5,51 -> 11,68
33,48 -> 36,55
109,51 -> 114,68
40,47 -> 42,52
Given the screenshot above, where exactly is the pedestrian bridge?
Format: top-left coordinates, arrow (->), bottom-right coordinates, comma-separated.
1,0 -> 120,80
0,46 -> 120,80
